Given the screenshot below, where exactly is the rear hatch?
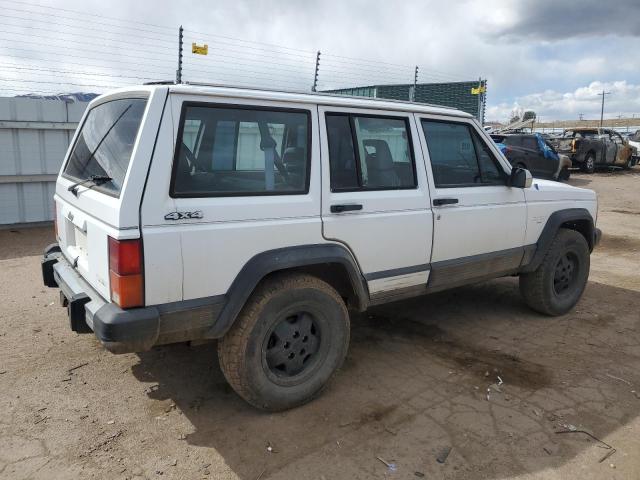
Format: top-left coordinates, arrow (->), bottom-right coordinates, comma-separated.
54,89 -> 158,302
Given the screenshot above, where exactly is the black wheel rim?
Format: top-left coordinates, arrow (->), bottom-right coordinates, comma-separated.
265,312 -> 320,378
553,252 -> 578,295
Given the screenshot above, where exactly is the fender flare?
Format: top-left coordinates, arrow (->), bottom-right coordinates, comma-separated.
206,243 -> 368,338
521,208 -> 595,273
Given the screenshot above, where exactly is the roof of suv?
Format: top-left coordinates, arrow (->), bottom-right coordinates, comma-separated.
139,83 -> 474,119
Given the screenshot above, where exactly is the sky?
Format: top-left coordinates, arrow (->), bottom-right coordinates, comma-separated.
1,0 -> 639,122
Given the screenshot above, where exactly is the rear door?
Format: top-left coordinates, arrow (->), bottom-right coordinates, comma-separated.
164,94 -> 321,301
54,88 -> 165,301
318,106 -> 432,298
416,115 -> 527,289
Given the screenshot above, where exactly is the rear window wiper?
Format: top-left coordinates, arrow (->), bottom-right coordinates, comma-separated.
68,174 -> 113,195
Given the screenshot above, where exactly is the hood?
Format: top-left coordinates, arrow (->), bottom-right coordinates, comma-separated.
525,178 -> 596,203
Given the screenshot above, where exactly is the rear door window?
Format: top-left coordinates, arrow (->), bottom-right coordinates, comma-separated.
172,104 -> 310,197
521,137 -> 538,150
63,98 -> 148,196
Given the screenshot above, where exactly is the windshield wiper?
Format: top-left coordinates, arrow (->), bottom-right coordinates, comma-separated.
68,174 -> 112,195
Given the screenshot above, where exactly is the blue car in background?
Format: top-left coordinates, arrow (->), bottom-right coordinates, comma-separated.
491,133 -> 571,181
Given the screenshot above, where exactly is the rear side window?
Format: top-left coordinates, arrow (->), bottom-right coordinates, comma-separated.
325,113 -> 416,191
64,98 -> 147,196
172,105 -> 310,197
421,120 -> 506,188
522,137 -> 538,150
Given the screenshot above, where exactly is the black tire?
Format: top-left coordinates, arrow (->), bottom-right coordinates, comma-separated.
519,229 -> 590,316
582,153 -> 595,173
218,273 -> 350,411
624,157 -> 633,170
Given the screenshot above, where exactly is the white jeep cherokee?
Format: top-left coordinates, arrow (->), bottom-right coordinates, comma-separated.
42,84 -> 601,411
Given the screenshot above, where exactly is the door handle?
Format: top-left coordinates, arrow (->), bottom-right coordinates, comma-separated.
331,204 -> 363,213
433,198 -> 458,206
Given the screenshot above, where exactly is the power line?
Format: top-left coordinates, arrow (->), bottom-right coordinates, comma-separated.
0,43 -> 176,67
0,0 -> 175,32
0,35 -> 176,65
0,54 -> 172,76
0,64 -> 156,81
0,11 -> 174,43
0,78 -> 121,89
0,20 -> 176,49
184,29 -> 316,55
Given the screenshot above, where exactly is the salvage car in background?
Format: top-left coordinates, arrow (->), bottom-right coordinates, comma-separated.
491,133 -> 571,181
627,130 -> 640,163
550,128 -> 636,173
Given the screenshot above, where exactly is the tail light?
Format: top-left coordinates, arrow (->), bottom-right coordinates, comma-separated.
108,237 -> 144,309
571,139 -> 577,152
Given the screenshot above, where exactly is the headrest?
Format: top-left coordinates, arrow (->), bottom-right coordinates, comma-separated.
363,139 -> 394,170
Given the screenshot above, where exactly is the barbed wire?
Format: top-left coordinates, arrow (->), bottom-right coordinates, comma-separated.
0,1 -> 480,98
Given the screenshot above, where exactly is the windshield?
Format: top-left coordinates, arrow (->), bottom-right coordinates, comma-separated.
64,98 -> 147,196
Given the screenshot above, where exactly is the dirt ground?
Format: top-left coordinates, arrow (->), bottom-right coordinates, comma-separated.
1,169 -> 640,480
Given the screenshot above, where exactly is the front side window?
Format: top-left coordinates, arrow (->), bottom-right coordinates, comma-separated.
421,120 -> 506,188
172,105 -> 309,196
64,98 -> 147,196
326,113 -> 416,191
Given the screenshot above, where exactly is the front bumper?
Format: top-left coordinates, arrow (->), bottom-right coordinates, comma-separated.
42,244 -> 225,354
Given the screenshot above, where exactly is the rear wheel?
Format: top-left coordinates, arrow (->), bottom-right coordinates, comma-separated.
519,229 -> 590,316
218,273 -> 350,411
625,157 -> 633,170
582,153 -> 595,173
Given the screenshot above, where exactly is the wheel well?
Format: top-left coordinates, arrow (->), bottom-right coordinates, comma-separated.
262,263 -> 365,311
560,219 -> 593,249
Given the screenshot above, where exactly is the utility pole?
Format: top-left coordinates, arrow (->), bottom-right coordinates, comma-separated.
598,90 -> 611,128
579,113 -> 584,121
176,25 -> 183,84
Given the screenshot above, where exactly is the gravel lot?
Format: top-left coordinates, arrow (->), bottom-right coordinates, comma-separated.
1,170 -> 640,480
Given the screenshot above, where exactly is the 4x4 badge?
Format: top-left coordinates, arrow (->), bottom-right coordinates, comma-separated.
164,211 -> 203,221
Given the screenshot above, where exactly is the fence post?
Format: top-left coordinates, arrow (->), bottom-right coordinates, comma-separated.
312,50 -> 321,92
176,25 -> 183,84
411,66 -> 419,101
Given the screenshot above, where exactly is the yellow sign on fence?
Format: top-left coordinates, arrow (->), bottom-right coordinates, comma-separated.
192,43 -> 208,55
471,86 -> 486,95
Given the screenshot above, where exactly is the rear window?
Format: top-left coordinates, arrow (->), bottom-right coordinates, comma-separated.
64,98 -> 147,196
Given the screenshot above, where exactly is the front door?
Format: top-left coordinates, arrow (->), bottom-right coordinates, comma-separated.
318,106 -> 433,299
415,115 -> 527,289
604,131 -> 617,164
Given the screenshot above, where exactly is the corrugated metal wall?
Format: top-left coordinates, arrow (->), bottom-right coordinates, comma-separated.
0,97 -> 89,225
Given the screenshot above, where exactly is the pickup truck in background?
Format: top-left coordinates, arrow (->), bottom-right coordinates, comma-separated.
550,128 -> 636,173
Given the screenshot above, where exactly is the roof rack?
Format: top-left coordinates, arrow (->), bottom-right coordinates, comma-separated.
174,81 -> 459,111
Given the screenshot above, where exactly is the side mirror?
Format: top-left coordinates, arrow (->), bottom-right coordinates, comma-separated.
509,167 -> 532,188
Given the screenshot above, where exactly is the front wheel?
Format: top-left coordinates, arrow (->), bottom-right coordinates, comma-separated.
218,273 -> 350,411
519,229 -> 590,316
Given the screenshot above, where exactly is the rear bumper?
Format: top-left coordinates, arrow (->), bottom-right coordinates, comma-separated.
42,244 -> 225,354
